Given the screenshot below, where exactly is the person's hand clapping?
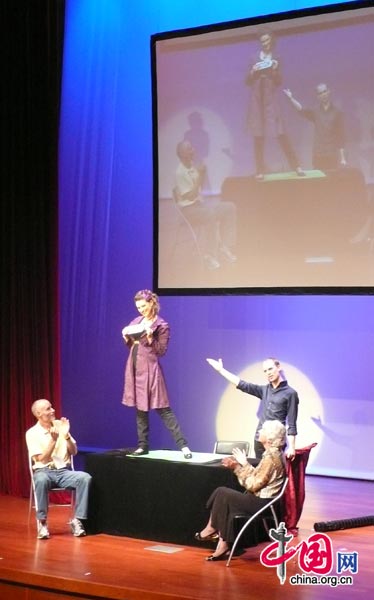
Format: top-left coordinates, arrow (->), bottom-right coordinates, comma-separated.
221,456 -> 239,469
232,447 -> 248,466
49,426 -> 59,442
206,358 -> 223,372
197,162 -> 206,175
59,417 -> 71,438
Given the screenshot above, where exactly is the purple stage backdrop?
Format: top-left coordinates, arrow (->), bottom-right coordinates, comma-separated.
59,0 -> 374,480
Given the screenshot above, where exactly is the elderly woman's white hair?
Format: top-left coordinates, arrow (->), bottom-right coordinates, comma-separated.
260,420 -> 286,448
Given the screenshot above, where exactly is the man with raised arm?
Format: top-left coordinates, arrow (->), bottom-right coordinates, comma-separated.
283,83 -> 346,171
206,357 -> 299,459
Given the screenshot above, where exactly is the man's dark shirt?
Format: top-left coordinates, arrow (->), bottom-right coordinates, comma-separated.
237,379 -> 299,439
301,103 -> 344,159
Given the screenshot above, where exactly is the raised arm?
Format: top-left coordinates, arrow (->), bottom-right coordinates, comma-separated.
283,88 -> 303,111
206,358 -> 240,386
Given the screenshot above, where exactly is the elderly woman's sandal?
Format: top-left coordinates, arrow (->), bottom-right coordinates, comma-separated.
194,531 -> 219,542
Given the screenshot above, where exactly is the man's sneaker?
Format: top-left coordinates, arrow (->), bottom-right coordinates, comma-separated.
219,245 -> 237,263
37,520 -> 50,539
70,517 -> 86,537
204,254 -> 220,270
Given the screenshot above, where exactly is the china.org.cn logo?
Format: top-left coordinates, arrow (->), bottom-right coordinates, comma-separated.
260,522 -> 358,587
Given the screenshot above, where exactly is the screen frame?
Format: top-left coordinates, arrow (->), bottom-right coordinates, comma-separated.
151,0 -> 374,296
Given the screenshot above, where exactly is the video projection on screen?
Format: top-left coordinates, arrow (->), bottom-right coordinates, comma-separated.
152,1 -> 374,293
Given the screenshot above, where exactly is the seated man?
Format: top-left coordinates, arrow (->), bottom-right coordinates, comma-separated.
26,398 -> 92,539
175,140 -> 237,270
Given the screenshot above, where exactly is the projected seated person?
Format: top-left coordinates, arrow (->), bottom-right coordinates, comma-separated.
206,356 -> 298,460
246,31 -> 305,180
26,399 -> 92,540
195,420 -> 286,561
175,140 -> 237,271
122,289 -> 192,459
283,84 -> 346,171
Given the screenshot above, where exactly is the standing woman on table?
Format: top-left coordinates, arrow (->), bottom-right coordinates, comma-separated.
121,289 -> 192,459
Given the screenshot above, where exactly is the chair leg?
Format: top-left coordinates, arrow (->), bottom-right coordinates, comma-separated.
172,208 -> 205,270
226,498 -> 285,566
226,514 -> 258,567
28,481 -> 38,524
226,536 -> 241,567
28,485 -> 75,529
262,506 -> 279,535
28,485 -> 33,524
270,506 -> 279,529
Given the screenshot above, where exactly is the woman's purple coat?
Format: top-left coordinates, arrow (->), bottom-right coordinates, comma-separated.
122,315 -> 170,411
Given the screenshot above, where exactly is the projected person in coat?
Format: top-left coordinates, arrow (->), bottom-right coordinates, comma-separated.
283,83 -> 347,171
121,289 -> 192,459
246,31 -> 305,180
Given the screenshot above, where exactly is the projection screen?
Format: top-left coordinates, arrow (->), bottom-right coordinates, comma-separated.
152,1 -> 374,294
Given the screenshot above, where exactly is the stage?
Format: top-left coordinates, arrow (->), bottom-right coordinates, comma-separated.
0,474 -> 372,600
158,167 -> 373,289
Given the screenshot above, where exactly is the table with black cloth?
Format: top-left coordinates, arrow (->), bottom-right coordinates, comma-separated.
221,167 -> 370,287
85,451 -> 261,547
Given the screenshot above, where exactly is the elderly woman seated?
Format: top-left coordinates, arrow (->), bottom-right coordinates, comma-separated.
195,419 -> 286,561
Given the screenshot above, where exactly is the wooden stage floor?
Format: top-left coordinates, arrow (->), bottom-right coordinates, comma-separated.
0,475 -> 372,600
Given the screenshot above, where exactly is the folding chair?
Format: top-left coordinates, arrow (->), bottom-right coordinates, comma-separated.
28,455 -> 75,524
171,187 -> 205,268
226,476 -> 289,566
213,440 -> 250,456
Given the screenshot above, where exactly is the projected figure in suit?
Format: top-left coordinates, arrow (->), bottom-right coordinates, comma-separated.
194,420 -> 286,561
175,140 -> 237,270
283,83 -> 347,171
206,356 -> 299,460
246,31 -> 305,180
121,289 -> 192,459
